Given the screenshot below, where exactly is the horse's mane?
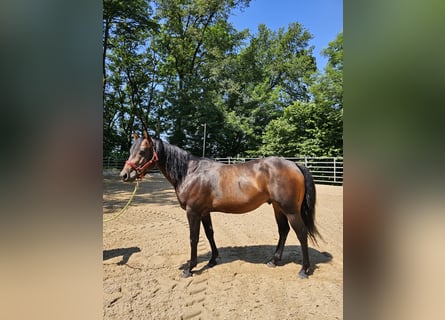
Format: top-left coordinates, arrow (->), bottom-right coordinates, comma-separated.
152,138 -> 195,188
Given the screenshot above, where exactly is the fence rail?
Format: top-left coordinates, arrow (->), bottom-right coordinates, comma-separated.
103,156 -> 343,185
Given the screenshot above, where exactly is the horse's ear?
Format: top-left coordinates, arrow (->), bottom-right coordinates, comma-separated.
143,130 -> 150,141
143,130 -> 154,147
133,133 -> 139,140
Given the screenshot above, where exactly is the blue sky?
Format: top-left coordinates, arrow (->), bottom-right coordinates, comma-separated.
229,0 -> 343,70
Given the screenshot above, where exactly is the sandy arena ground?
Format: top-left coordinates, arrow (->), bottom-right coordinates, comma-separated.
103,172 -> 343,319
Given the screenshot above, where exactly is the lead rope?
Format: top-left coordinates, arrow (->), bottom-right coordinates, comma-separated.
103,180 -> 140,222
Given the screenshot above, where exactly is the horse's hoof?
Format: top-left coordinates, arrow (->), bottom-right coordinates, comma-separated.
207,260 -> 217,268
266,260 -> 277,268
181,270 -> 193,278
298,269 -> 309,279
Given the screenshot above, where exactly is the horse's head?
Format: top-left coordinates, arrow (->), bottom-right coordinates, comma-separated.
120,130 -> 158,182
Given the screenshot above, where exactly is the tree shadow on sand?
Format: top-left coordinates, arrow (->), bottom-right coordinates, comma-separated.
103,174 -> 179,213
179,245 -> 333,275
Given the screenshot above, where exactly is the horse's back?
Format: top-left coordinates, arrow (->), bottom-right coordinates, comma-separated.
216,157 -> 304,187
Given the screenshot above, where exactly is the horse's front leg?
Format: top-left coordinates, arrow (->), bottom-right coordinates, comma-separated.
182,208 -> 201,278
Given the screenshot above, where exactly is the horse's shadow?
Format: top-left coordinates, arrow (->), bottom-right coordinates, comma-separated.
180,245 -> 333,275
103,247 -> 141,265
103,245 -> 333,276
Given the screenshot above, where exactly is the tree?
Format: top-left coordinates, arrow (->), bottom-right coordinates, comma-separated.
260,32 -> 343,157
216,23 -> 317,155
103,0 -> 157,93
310,32 -> 343,155
102,1 -> 341,159
154,0 -> 251,154
103,0 -> 158,157
312,32 -> 343,110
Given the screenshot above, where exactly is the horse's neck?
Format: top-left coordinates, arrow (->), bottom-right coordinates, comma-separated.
155,140 -> 191,189
157,164 -> 178,189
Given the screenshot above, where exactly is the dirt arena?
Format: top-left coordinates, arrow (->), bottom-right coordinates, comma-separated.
103,172 -> 343,319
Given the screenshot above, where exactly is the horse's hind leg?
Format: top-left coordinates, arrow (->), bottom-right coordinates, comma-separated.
267,206 -> 290,267
288,213 -> 311,278
201,214 -> 219,267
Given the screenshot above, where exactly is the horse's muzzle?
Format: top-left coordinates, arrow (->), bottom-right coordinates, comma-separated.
120,169 -> 136,182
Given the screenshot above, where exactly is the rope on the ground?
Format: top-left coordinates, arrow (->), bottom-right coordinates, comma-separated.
103,181 -> 139,222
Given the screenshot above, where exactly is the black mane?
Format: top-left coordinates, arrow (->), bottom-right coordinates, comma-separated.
152,138 -> 196,188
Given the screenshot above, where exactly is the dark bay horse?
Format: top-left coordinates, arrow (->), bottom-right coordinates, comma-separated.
120,131 -> 320,278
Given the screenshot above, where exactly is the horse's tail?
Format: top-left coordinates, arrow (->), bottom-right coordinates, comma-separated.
296,163 -> 321,245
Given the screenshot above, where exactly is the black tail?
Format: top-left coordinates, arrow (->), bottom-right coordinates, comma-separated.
296,163 -> 321,245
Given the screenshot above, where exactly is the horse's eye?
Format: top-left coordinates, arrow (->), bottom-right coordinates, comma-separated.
139,150 -> 145,155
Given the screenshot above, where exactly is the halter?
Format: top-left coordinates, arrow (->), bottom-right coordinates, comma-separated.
125,149 -> 159,180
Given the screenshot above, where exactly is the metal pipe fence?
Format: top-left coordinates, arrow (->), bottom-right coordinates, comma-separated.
103,156 -> 343,185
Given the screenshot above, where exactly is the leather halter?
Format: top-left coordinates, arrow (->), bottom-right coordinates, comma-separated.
125,149 -> 159,180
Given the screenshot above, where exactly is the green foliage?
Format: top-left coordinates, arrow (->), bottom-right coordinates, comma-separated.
312,32 -> 343,109
103,0 -> 159,156
103,1 -> 342,159
214,22 -> 317,155
260,32 -> 343,157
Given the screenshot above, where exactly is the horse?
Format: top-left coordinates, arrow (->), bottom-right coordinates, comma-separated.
120,130 -> 321,279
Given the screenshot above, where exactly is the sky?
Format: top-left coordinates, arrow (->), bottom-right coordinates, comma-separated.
229,0 -> 343,70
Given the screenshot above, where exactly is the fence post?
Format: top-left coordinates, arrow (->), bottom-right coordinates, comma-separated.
334,158 -> 337,183
304,156 -> 308,167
